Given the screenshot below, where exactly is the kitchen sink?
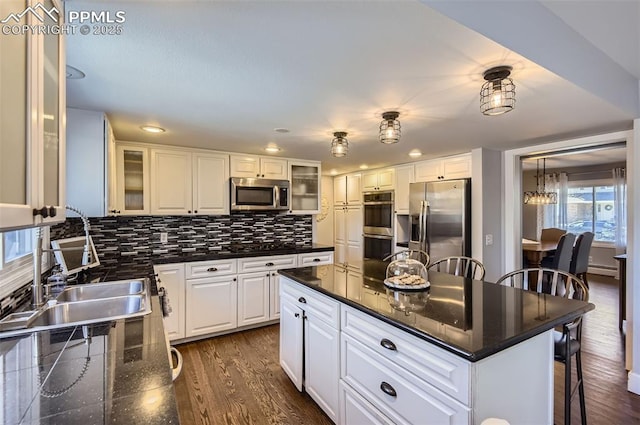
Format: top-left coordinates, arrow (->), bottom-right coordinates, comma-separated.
56,279 -> 145,302
30,295 -> 147,328
0,278 -> 152,339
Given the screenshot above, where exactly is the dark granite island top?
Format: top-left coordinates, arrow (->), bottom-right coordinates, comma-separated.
279,261 -> 595,362
0,296 -> 179,425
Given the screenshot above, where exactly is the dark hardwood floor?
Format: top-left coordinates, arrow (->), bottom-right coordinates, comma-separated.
173,274 -> 640,425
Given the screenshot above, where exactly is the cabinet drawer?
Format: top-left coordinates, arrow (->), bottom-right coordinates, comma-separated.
340,381 -> 394,425
341,334 -> 469,425
238,255 -> 297,273
298,251 -> 334,266
186,259 -> 237,278
281,278 -> 339,328
341,306 -> 470,404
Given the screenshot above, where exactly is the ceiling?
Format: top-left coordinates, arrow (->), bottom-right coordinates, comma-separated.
520,145 -> 627,171
65,1 -> 639,175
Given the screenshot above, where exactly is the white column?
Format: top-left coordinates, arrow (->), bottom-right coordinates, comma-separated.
628,118 -> 640,393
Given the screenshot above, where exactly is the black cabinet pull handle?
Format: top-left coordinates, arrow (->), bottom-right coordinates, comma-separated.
188,210 -> 192,214
207,267 -> 218,272
33,207 -> 49,218
380,338 -> 397,351
298,297 -> 306,304
194,210 -> 198,214
312,258 -> 321,262
233,278 -> 237,281
272,272 -> 276,276
380,381 -> 397,397
294,313 -> 300,318
48,206 -> 57,217
266,273 -> 270,277
265,262 -> 275,266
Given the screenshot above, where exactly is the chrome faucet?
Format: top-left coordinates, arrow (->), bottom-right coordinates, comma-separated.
32,205 -> 92,308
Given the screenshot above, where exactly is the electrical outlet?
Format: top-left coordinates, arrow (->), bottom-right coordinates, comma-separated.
588,255 -> 593,263
485,234 -> 493,246
160,232 -> 168,244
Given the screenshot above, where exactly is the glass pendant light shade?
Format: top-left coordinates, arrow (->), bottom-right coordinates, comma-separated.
331,131 -> 348,157
523,158 -> 558,204
379,111 -> 401,144
480,66 -> 515,116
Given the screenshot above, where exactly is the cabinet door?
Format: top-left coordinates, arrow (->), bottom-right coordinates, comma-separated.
377,169 -> 395,191
115,144 -> 150,215
442,155 -> 471,179
154,264 -> 185,341
260,158 -> 288,180
415,159 -> 443,182
394,165 -> 414,214
362,171 -> 379,192
346,206 -> 363,270
280,295 -> 304,391
192,152 -> 229,215
230,154 -> 260,178
186,275 -> 237,337
334,208 -> 347,265
238,272 -> 270,326
346,174 -> 362,204
289,161 -> 320,214
151,149 -> 192,215
105,120 -> 117,215
333,177 -> 346,206
305,313 -> 340,422
269,273 -> 280,319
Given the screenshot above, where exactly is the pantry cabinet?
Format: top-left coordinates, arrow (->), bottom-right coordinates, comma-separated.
334,206 -> 363,272
334,174 -> 362,206
230,154 -> 288,179
0,0 -> 66,230
415,154 -> 471,182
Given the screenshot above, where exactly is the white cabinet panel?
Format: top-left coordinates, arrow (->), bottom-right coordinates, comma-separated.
270,274 -> 281,319
280,294 -> 304,391
238,254 -> 297,273
340,381 -> 394,425
230,155 -> 288,179
186,275 -> 237,337
150,149 -> 192,215
261,158 -> 288,179
192,153 -> 229,215
334,173 -> 362,207
415,154 -> 471,182
238,272 -> 270,326
394,165 -> 414,214
186,259 -> 237,279
363,169 -> 395,191
298,252 -> 334,266
115,144 -> 150,215
154,264 -> 185,341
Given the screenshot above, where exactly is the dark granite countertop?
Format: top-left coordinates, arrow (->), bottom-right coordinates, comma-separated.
0,296 -> 179,425
279,261 -> 595,362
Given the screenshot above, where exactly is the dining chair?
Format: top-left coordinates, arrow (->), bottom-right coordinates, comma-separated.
541,233 -> 576,272
540,227 -> 567,244
495,268 -> 589,425
570,232 -> 595,288
383,249 -> 430,266
427,256 -> 485,280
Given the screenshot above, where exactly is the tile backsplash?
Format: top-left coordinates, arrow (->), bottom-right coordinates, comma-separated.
50,213 -> 312,270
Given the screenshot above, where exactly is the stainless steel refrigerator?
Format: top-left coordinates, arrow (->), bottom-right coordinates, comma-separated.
409,179 -> 471,262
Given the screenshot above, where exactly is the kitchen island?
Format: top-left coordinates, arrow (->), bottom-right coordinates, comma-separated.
278,261 -> 594,425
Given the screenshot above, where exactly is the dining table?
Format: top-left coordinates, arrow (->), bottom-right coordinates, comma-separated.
522,238 -> 559,268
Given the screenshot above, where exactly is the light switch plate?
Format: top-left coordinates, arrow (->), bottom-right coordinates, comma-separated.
485,234 -> 493,246
160,232 -> 168,244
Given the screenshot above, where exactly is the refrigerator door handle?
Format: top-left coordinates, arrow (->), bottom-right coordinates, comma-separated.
424,202 -> 431,255
418,200 -> 425,249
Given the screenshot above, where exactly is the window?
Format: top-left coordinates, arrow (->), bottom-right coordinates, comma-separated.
565,183 -> 616,242
0,227 -> 48,301
2,229 -> 33,264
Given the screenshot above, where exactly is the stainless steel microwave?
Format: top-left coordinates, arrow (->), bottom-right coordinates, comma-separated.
230,177 -> 290,211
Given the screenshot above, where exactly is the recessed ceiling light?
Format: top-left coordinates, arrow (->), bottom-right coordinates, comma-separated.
265,145 -> 281,153
274,128 -> 290,133
141,125 -> 165,134
330,169 -> 338,176
409,150 -> 422,158
359,164 -> 369,170
66,65 -> 85,79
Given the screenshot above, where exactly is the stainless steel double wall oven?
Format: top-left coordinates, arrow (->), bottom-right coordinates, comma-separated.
362,190 -> 394,260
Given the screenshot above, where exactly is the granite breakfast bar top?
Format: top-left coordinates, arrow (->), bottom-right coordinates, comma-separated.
279,261 -> 595,362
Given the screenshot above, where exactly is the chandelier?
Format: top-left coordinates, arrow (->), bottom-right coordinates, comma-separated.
523,158 -> 557,204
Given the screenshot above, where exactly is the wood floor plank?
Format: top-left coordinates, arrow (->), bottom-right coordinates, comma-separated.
174,273 -> 640,425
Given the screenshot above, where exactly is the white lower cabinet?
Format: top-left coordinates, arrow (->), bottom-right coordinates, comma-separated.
154,264 -> 185,340
340,381 -> 394,425
280,277 -> 340,423
237,272 -> 270,326
186,275 -> 238,337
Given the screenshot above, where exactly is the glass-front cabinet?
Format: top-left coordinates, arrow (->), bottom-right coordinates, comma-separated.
0,0 -> 65,230
289,161 -> 321,214
115,144 -> 150,215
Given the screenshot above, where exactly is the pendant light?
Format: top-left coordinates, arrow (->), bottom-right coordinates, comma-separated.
379,111 -> 401,144
523,158 -> 557,204
331,131 -> 348,157
480,65 -> 515,116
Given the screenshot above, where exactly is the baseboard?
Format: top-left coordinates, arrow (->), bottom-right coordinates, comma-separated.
587,266 -> 617,277
628,371 -> 640,395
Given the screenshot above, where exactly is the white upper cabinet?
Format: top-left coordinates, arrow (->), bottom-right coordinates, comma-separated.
362,169 -> 394,192
0,0 -> 66,230
115,143 -> 150,215
415,154 -> 471,182
66,108 -> 115,217
289,160 -> 321,214
394,165 -> 414,214
150,148 -> 229,215
334,173 -> 362,206
230,154 -> 288,179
